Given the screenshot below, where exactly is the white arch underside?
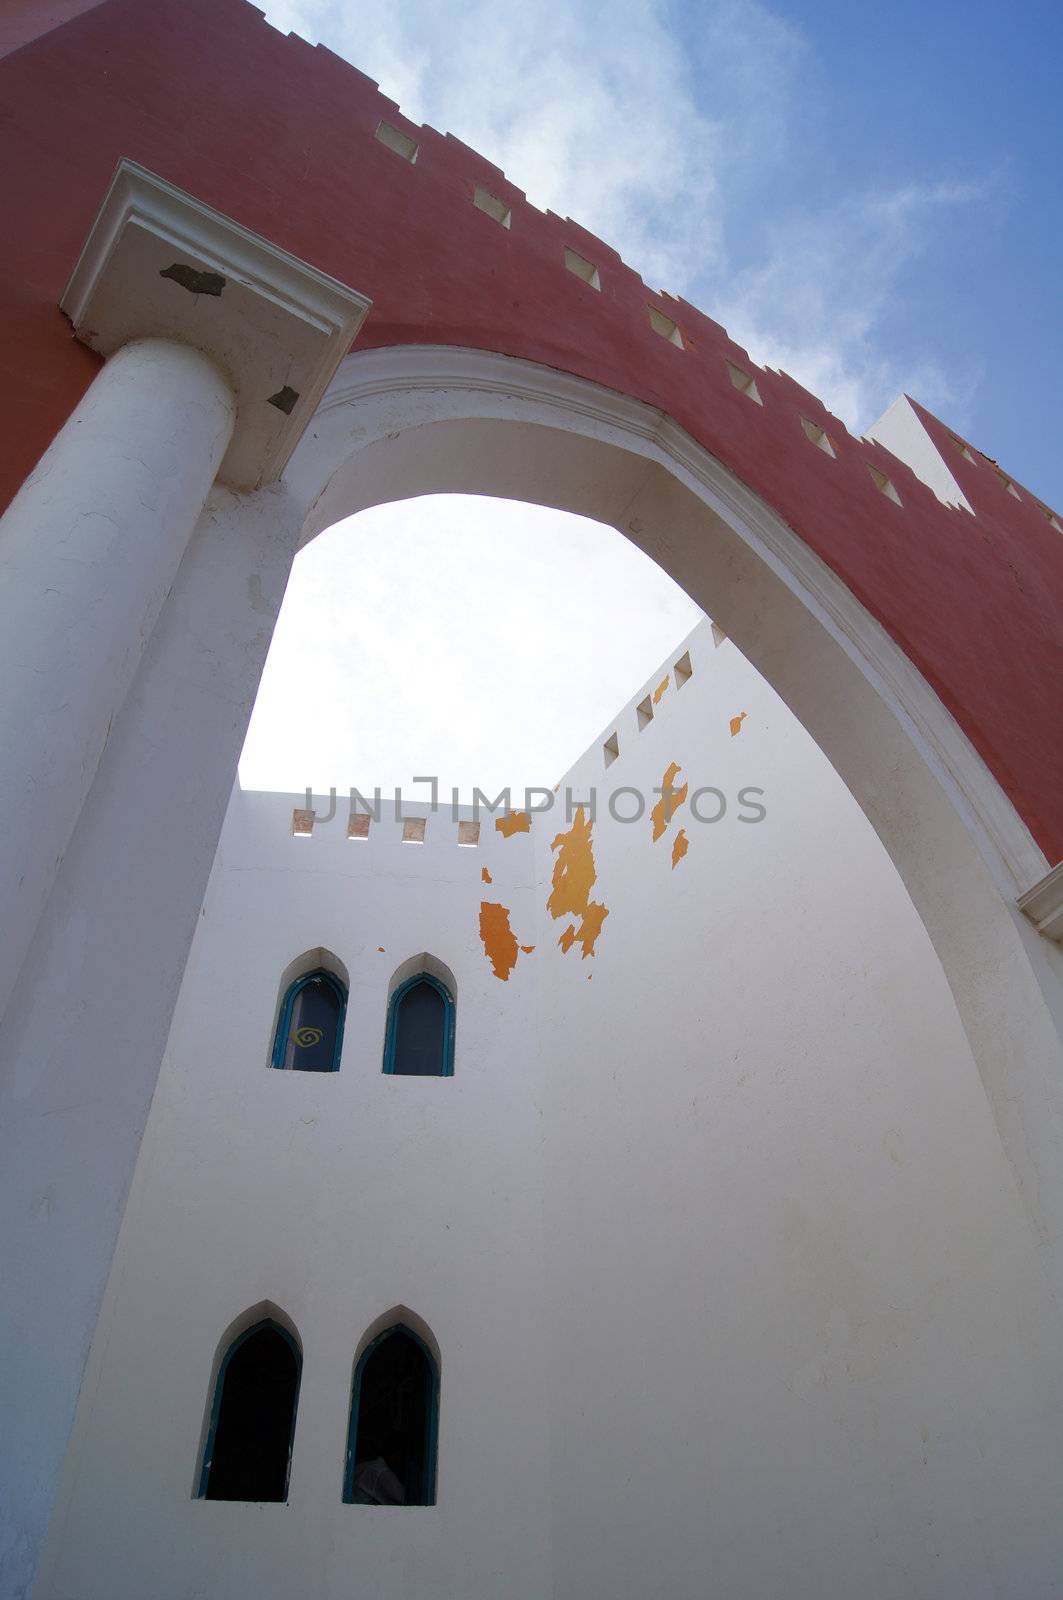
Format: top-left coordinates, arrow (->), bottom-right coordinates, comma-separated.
277,344 -> 1063,1302
24,342 -> 1063,1600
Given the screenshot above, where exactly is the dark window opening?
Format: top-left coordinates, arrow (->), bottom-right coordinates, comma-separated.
345,1327 -> 438,1506
201,1322 -> 300,1502
384,974 -> 454,1077
272,968 -> 346,1072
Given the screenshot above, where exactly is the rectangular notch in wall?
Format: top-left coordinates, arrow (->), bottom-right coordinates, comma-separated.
636,696 -> 654,730
800,416 -> 836,457
402,817 -> 427,844
348,812 -> 371,840
473,185 -> 512,228
457,820 -> 480,846
674,651 -> 692,687
648,306 -> 683,347
726,360 -> 762,404
375,120 -> 419,162
603,731 -> 620,767
564,247 -> 601,289
868,465 -> 902,505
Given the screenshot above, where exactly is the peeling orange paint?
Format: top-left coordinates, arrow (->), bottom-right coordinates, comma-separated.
377,946 -> 385,953
481,865 -> 493,884
569,901 -> 608,957
520,944 -> 535,954
651,761 -> 689,842
653,673 -> 670,704
730,711 -> 748,737
479,901 -> 520,980
548,806 -> 609,958
548,808 -> 597,921
496,810 -> 531,838
671,827 -> 689,869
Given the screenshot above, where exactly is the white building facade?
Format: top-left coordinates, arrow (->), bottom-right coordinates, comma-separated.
37,620 -> 1063,1600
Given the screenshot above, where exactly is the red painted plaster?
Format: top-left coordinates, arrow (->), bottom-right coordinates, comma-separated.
0,0 -> 1061,862
0,0 -> 107,61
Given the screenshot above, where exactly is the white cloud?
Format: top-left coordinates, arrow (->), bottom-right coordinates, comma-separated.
716,180 -> 989,429
263,0 -> 985,430
265,0 -> 727,292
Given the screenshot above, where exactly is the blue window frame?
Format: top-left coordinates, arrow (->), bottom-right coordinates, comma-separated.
271,968 -> 346,1073
198,1318 -> 301,1502
382,972 -> 455,1077
343,1324 -> 440,1506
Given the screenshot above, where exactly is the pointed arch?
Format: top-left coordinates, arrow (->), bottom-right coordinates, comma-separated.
383,954 -> 456,1078
197,1304 -> 302,1502
270,946 -> 348,1073
273,346 -> 1063,1298
344,1310 -> 440,1506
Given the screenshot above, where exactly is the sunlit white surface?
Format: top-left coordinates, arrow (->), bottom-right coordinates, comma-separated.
238,495 -> 702,800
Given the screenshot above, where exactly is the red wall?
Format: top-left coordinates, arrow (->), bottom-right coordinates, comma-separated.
2,0 -> 1061,863
0,0 -> 107,61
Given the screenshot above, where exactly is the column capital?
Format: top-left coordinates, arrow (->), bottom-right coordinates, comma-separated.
60,160 -> 372,489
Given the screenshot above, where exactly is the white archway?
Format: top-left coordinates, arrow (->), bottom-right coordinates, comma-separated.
6,343 -> 1063,1597
282,344 -> 1063,1299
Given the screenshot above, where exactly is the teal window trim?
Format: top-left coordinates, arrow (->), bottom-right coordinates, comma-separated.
270,967 -> 347,1072
382,972 -> 455,1077
343,1324 -> 440,1506
197,1318 -> 302,1501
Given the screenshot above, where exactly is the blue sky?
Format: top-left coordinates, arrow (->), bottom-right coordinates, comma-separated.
263,0 -> 1062,504
243,0 -> 1061,797
702,0 -> 1063,503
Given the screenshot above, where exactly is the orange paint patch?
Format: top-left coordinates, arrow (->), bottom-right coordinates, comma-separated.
481,865 -> 493,884
548,806 -> 609,959
653,673 -> 670,705
651,761 -> 689,842
570,901 -> 609,957
377,946 -> 385,952
496,810 -> 531,838
520,944 -> 535,954
729,711 -> 748,737
479,901 -> 520,981
671,827 -> 689,869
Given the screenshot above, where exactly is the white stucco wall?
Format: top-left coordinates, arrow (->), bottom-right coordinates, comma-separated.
867,394 -> 972,511
38,621 -> 1063,1600
537,625 -> 1063,1598
36,784 -> 550,1600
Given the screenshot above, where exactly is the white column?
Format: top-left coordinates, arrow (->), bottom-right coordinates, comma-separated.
0,337 -> 235,1022
0,484 -> 304,1600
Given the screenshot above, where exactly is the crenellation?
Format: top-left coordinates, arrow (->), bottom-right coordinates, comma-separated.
98,0 -> 1053,586
171,4 -> 1057,589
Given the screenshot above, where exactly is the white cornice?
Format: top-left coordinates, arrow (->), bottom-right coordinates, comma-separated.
61,160 -> 371,488
1018,864 -> 1063,944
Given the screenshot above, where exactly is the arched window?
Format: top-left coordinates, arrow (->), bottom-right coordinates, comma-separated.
271,967 -> 346,1072
199,1319 -> 301,1502
344,1324 -> 439,1506
383,972 -> 455,1077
